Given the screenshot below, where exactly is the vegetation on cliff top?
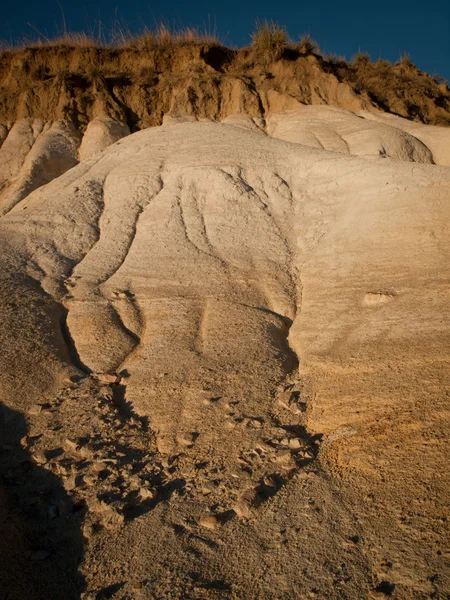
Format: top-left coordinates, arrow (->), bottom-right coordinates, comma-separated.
0,20 -> 449,128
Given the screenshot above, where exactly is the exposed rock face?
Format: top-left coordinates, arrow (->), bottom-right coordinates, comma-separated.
0,119 -> 80,215
78,116 -> 130,161
0,117 -> 449,598
361,109 -> 450,166
1,43 -> 448,225
0,106 -> 449,217
266,106 -> 434,163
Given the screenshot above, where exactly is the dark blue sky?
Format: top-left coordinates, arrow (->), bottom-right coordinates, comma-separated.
2,0 -> 449,80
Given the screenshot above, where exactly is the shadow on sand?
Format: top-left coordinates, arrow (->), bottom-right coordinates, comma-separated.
0,402 -> 85,600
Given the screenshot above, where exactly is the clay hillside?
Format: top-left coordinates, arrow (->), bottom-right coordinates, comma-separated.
0,24 -> 449,600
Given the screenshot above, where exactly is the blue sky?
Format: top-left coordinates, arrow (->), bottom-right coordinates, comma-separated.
2,0 -> 449,80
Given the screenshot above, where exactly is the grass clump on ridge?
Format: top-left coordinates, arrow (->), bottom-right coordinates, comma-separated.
131,24 -> 220,51
375,58 -> 392,69
298,34 -> 319,55
352,51 -> 371,65
251,19 -> 288,62
17,30 -> 100,50
0,21 -> 221,53
397,53 -> 414,68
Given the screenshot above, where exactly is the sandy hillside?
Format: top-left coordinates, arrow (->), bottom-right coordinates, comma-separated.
0,110 -> 449,600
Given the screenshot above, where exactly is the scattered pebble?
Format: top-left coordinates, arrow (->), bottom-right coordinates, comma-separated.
13,371 -> 320,568
139,487 -> 154,500
31,550 -> 51,561
64,439 -> 79,452
233,501 -> 251,518
289,438 -> 302,450
201,483 -> 214,495
177,432 -> 197,448
32,452 -> 47,465
95,373 -> 119,384
274,451 -> 292,464
199,515 -> 219,530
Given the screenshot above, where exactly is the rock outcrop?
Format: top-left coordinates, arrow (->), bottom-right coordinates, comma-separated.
0,117 -> 449,598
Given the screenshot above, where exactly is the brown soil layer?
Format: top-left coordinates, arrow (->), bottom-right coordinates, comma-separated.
0,43 -> 449,131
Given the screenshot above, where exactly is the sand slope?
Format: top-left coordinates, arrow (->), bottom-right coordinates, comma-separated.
0,119 -> 449,599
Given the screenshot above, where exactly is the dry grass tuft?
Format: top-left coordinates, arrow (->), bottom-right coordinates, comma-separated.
432,73 -> 445,84
375,58 -> 392,69
25,32 -> 99,49
154,24 -> 174,49
85,63 -> 106,87
397,53 -> 414,68
352,51 -> 371,65
326,53 -> 347,65
130,24 -> 219,51
29,62 -> 49,82
298,34 -> 319,55
3,20 -> 220,54
251,19 -> 287,62
176,27 -> 220,46
132,30 -> 156,52
52,66 -> 74,90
